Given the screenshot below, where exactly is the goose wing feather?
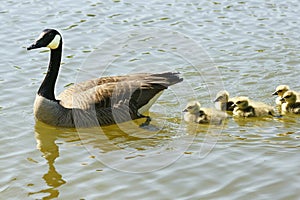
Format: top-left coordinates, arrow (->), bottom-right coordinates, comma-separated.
57,72 -> 182,110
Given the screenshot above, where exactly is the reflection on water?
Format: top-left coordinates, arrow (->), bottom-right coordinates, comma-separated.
31,117 -> 191,198
30,122 -> 68,199
69,116 -> 195,173
20,113 -> 300,199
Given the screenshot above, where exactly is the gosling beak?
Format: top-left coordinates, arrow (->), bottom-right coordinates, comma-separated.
280,97 -> 286,103
272,91 -> 278,96
213,96 -> 221,103
183,109 -> 188,112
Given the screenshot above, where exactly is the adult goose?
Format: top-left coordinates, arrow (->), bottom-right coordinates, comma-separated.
27,29 -> 183,128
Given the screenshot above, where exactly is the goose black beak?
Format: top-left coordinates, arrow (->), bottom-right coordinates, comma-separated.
183,109 -> 188,112
27,41 -> 45,50
272,91 -> 278,95
27,43 -> 39,50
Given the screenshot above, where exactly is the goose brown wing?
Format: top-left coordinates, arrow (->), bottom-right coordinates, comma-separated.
58,72 -> 182,110
58,79 -> 167,110
130,72 -> 183,109
57,75 -> 143,108
57,75 -> 132,101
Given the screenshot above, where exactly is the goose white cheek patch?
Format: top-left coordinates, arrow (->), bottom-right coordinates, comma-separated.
47,35 -> 61,49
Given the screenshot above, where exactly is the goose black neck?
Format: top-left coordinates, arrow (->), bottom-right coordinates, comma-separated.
38,43 -> 62,101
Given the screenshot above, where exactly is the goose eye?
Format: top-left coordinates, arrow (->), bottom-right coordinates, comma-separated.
187,106 -> 193,109
277,90 -> 282,93
285,95 -> 291,98
236,101 -> 241,104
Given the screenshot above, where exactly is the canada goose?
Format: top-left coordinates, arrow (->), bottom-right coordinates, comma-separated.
183,101 -> 228,124
280,91 -> 300,114
213,90 -> 238,111
27,29 -> 183,127
232,96 -> 274,117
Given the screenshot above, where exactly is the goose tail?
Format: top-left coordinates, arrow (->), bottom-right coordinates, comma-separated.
147,72 -> 183,87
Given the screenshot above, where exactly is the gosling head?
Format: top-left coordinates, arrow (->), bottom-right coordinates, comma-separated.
272,85 -> 290,97
183,101 -> 201,114
27,29 -> 62,50
281,91 -> 297,104
234,96 -> 250,109
214,90 -> 229,103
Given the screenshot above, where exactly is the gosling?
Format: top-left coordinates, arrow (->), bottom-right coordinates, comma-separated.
232,96 -> 274,117
214,90 -> 238,111
183,101 -> 228,124
280,91 -> 300,114
272,85 -> 290,107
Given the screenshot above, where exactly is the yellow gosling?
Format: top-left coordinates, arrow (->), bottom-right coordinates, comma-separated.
232,96 -> 274,117
272,85 -> 290,107
214,90 -> 238,112
280,91 -> 300,114
183,101 -> 228,124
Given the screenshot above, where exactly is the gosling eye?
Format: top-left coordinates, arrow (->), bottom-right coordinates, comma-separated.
187,106 -> 193,109
277,90 -> 282,93
284,95 -> 291,99
236,101 -> 241,104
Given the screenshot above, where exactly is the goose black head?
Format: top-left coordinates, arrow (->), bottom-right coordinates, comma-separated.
27,29 -> 62,50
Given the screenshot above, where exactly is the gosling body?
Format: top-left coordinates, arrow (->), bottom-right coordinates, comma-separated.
183,101 -> 228,124
272,85 -> 290,107
232,96 -> 274,117
280,91 -> 300,114
214,90 -> 238,111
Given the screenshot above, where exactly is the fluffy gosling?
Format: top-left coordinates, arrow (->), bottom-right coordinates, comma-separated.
214,90 -> 238,111
272,85 -> 290,107
232,96 -> 274,117
280,91 -> 300,114
183,101 -> 228,124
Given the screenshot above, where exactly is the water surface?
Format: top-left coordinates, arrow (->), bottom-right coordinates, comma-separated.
1,0 -> 300,199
